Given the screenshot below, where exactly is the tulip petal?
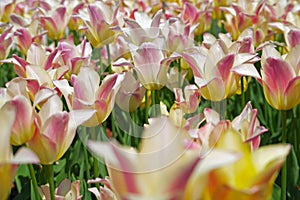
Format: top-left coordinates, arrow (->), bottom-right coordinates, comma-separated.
284,76 -> 300,110
262,58 -> 294,95
0,102 -> 15,162
184,150 -> 239,199
11,147 -> 39,164
10,95 -> 35,145
251,144 -> 291,187
217,54 -> 235,82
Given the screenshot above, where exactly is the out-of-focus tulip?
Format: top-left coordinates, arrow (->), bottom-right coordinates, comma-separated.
72,67 -> 124,127
0,26 -> 13,61
166,67 -> 188,90
174,84 -> 201,114
81,1 -> 118,48
39,179 -> 82,200
27,90 -> 95,164
88,116 -> 238,199
194,124 -> 291,200
40,6 -> 69,40
0,102 -> 39,200
183,33 -> 260,101
260,45 -> 300,110
131,42 -> 178,90
0,0 -> 15,23
115,71 -> 145,112
232,101 -> 268,150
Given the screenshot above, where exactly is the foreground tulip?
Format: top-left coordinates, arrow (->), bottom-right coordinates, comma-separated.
72,67 -> 124,127
88,116 -> 238,199
187,121 -> 291,200
27,90 -> 95,164
0,102 -> 39,200
260,45 -> 300,110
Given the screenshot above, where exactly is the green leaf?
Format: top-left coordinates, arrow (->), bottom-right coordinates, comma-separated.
271,184 -> 281,200
287,146 -> 299,190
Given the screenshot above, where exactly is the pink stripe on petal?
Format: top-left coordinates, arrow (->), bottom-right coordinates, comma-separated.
43,112 -> 69,145
287,29 -> 300,48
217,54 -> 235,82
97,74 -> 118,100
263,58 -> 294,93
167,157 -> 200,193
111,145 -> 139,194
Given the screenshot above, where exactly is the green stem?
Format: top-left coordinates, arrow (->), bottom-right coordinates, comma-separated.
241,76 -> 245,108
177,59 -> 181,88
281,110 -> 287,200
93,158 -> 100,189
28,164 -> 41,200
106,44 -> 112,74
83,142 -> 91,181
151,90 -> 157,117
211,99 -> 227,119
44,164 -> 55,200
145,91 -> 149,123
98,47 -> 103,77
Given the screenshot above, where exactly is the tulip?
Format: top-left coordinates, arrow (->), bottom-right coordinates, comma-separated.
123,9 -> 162,46
88,177 -> 116,200
232,101 -> 268,150
82,1 -> 118,48
131,42 -> 178,90
40,6 -> 69,40
260,45 -> 300,110
166,66 -> 188,91
162,18 -> 195,54
0,26 -> 13,61
88,116 -> 238,199
27,90 -> 95,164
174,84 -> 201,114
0,101 -> 39,200
0,0 -> 15,23
13,27 -> 46,55
183,33 -> 260,101
186,119 -> 291,200
115,71 -> 146,112
39,179 -> 82,200
7,95 -> 36,146
56,40 -> 93,79
72,67 -> 124,127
